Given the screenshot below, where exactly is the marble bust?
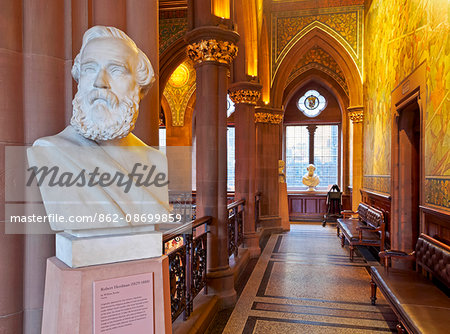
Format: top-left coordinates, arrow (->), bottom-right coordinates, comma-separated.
27,26 -> 170,236
302,164 -> 320,191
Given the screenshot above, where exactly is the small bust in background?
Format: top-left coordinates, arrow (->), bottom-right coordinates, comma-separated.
302,164 -> 320,191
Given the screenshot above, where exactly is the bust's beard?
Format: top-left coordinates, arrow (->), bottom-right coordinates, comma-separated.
71,89 -> 140,141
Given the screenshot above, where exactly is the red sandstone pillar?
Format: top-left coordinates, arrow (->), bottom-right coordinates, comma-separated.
185,26 -> 239,308
348,107 -> 364,211
126,0 -> 160,146
230,82 -> 262,257
22,1 -> 67,332
87,0 -> 160,145
255,107 -> 284,223
0,17 -> 24,315
92,0 -> 127,31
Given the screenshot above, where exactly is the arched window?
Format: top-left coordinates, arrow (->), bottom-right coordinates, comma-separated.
283,86 -> 341,190
227,126 -> 235,191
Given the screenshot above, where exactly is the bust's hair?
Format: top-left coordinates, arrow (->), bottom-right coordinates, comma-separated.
71,26 -> 154,96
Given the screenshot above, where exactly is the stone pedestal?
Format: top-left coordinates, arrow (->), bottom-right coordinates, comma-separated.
56,231 -> 163,268
41,256 -> 172,334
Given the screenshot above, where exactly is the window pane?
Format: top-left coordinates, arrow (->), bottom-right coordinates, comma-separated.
285,125 -> 309,188
159,128 -> 166,147
227,127 -> 235,191
314,125 -> 338,187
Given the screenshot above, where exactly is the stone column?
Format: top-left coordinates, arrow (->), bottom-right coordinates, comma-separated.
88,0 -> 160,145
348,106 -> 364,210
0,0 -> 24,330
185,27 -> 239,308
22,1 -> 66,332
255,107 -> 284,220
126,0 -> 160,146
229,82 -> 262,258
306,125 -> 318,164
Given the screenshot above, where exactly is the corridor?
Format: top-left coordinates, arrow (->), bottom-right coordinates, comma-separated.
223,224 -> 397,333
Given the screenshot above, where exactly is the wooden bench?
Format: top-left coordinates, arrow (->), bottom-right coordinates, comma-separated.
370,234 -> 450,333
336,203 -> 386,261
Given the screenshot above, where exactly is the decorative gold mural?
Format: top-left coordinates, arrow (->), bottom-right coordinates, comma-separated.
363,176 -> 391,194
364,0 -> 450,209
425,178 -> 450,209
287,46 -> 348,95
271,5 -> 364,82
163,60 -> 196,126
159,10 -> 188,54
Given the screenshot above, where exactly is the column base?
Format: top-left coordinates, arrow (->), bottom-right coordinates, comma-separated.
258,215 -> 282,229
243,233 -> 261,258
206,266 -> 237,309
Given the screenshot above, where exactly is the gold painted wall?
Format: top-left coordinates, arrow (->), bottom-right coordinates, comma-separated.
159,10 -> 188,54
364,0 -> 450,209
163,60 -> 196,126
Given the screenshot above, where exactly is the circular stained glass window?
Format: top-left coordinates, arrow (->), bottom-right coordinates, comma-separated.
297,90 -> 327,117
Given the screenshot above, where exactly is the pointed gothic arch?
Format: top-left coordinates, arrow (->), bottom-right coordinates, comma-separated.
271,27 -> 362,108
159,37 -> 188,98
283,69 -> 349,115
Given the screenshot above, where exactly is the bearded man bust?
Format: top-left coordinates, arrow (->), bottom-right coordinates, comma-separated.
302,164 -> 320,191
27,26 -> 170,267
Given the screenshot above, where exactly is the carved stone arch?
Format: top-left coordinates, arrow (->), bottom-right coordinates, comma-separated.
272,27 -> 362,108
184,89 -> 196,136
273,21 -> 359,80
160,37 -> 188,98
161,94 -> 172,126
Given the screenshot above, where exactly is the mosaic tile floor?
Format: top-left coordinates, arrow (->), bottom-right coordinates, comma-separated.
222,224 -> 397,334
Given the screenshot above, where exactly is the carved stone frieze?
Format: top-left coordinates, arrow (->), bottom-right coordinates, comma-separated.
187,39 -> 238,65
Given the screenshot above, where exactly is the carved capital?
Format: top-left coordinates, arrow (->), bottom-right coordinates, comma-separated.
229,89 -> 261,105
254,107 -> 284,124
348,106 -> 364,123
254,112 -> 283,124
349,111 -> 363,123
187,39 -> 238,65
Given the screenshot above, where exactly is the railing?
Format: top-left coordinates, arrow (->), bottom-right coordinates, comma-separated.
227,199 -> 245,258
190,191 -> 235,220
255,192 -> 262,229
163,216 -> 212,323
163,195 -> 252,322
169,191 -> 195,222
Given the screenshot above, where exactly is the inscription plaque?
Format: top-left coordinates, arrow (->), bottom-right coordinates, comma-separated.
93,273 -> 154,334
